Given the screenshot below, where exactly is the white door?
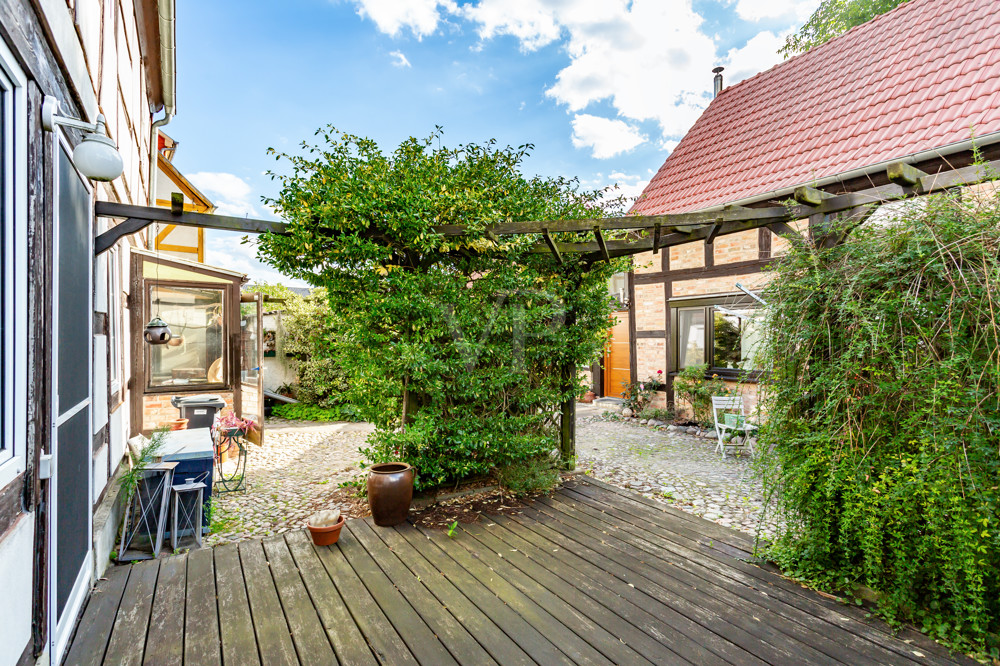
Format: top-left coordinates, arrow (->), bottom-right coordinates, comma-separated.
49,133 -> 94,661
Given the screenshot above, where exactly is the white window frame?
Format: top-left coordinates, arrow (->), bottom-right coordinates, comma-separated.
0,36 -> 28,490
108,246 -> 122,396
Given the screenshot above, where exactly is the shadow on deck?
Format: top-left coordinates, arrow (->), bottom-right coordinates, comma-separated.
65,477 -> 971,665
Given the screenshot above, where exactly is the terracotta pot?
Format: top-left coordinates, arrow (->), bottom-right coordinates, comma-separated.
582,391 -> 597,404
307,515 -> 346,546
170,418 -> 189,431
367,462 -> 415,526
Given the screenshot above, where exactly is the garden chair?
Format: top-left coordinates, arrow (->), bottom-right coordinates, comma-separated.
711,396 -> 756,459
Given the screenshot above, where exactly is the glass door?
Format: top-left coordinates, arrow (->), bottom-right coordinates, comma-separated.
49,135 -> 93,660
240,293 -> 264,441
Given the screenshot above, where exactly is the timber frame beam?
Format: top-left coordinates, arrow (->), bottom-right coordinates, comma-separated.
94,158 -> 1000,259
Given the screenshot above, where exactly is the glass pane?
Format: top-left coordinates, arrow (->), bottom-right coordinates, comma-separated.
241,302 -> 258,383
148,285 -> 225,388
676,308 -> 705,368
0,86 -> 6,452
608,272 -> 627,310
57,146 -> 91,408
713,307 -> 762,370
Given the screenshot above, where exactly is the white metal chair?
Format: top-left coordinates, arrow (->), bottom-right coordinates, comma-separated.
711,396 -> 756,458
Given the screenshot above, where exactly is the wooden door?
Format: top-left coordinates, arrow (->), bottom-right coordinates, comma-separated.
604,314 -> 631,397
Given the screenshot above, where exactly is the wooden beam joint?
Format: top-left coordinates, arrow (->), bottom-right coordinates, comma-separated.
887,161 -> 928,187
542,228 -> 563,265
593,226 -> 610,262
652,224 -> 661,254
793,186 -> 834,206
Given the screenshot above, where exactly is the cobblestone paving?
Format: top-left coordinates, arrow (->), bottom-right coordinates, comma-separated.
204,408 -> 777,546
205,420 -> 372,546
576,405 -> 778,540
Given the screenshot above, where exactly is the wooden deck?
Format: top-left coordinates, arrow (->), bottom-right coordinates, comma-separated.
66,477 -> 971,665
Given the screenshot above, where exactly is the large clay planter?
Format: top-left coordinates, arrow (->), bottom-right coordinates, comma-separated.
367,462 -> 414,526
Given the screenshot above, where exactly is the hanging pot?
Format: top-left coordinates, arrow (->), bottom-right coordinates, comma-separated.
166,334 -> 185,347
143,317 -> 172,345
367,462 -> 415,526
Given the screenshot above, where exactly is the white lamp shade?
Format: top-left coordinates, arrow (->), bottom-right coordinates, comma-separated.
72,133 -> 124,182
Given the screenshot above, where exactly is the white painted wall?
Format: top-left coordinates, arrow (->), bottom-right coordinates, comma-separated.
0,517 -> 35,665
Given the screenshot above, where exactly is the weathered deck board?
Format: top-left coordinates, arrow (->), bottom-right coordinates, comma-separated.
66,477 -> 976,666
184,546 -> 221,665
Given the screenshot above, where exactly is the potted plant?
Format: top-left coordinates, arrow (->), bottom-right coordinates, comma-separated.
306,509 -> 345,546
212,412 -> 257,463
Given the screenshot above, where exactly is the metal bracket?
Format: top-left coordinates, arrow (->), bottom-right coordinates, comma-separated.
38,454 -> 52,480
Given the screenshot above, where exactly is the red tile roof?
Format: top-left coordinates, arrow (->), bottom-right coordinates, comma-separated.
631,0 -> 1000,215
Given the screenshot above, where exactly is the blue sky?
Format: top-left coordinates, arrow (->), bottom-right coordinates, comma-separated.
165,0 -> 818,285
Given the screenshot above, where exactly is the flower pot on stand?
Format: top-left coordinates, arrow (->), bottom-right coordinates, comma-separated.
169,418 -> 188,431
367,462 -> 414,526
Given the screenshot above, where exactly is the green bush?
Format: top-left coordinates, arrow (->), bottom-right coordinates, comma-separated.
271,402 -> 359,422
497,457 -> 560,496
258,128 -> 628,491
672,364 -> 730,425
620,371 -> 663,412
637,407 -> 674,422
756,187 -> 1000,656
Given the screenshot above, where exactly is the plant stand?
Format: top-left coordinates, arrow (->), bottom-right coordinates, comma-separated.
214,429 -> 248,493
118,462 -> 177,560
171,479 -> 207,550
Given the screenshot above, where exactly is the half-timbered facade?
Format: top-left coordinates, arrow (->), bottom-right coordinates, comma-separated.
610,0 -> 1000,411
0,0 -> 174,662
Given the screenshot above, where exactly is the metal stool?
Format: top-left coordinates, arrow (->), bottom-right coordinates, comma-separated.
171,478 -> 206,550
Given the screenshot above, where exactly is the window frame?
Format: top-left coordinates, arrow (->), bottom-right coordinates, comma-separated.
143,280 -> 230,394
0,36 -> 27,489
669,294 -> 762,381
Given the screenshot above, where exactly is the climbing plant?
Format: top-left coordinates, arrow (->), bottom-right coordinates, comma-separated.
755,186 -> 1000,656
779,0 -> 909,57
257,127 -> 628,490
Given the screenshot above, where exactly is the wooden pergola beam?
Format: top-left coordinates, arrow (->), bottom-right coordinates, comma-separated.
793,186 -> 834,206
887,161 -> 928,187
541,228 -> 563,265
593,226 -> 610,262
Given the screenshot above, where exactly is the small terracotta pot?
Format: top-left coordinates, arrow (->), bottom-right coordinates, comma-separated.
582,391 -> 597,404
307,515 -> 346,546
170,418 -> 189,431
367,462 -> 415,526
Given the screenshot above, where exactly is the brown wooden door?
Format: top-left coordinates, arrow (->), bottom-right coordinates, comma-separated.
604,314 -> 631,397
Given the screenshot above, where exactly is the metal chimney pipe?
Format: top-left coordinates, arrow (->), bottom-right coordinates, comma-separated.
713,66 -> 724,97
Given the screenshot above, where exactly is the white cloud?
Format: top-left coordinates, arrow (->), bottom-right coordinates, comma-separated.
721,30 -> 789,86
204,232 -> 309,288
571,114 -> 646,159
734,0 -> 818,23
351,0 -> 457,39
188,172 -> 260,218
352,0 -> 812,152
389,50 -> 412,67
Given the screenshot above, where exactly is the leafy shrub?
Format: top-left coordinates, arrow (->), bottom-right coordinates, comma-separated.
756,188 -> 1000,655
621,371 -> 663,412
637,407 -> 674,422
259,128 -> 628,491
271,402 -> 359,422
497,457 -> 560,497
672,364 -> 730,425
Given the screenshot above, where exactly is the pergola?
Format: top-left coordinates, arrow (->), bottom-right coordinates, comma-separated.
94,157 -> 1000,461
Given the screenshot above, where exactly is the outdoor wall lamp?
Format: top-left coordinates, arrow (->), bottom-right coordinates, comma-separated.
41,95 -> 124,182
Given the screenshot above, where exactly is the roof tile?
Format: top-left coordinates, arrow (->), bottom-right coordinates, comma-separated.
631,0 -> 1000,214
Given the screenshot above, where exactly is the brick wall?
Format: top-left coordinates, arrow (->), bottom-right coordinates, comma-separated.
142,392 -> 235,432
671,271 -> 769,298
633,250 -> 660,274
670,242 -> 704,270
635,338 -> 666,382
634,282 -> 665,331
713,229 -> 758,264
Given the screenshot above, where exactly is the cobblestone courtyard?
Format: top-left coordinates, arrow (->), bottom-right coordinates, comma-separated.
206,407 -> 775,545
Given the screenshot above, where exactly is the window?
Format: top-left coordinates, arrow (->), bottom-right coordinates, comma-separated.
146,285 -> 226,388
673,300 -> 762,376
108,247 -> 122,394
608,272 -> 628,310
0,36 -> 26,488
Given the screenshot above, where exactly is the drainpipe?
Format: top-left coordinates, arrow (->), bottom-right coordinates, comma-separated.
147,0 -> 176,247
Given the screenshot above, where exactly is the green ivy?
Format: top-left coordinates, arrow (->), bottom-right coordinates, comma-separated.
755,187 -> 1000,656
257,127 -> 628,491
271,402 -> 359,422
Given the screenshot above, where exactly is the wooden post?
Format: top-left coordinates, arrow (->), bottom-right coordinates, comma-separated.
560,362 -> 576,469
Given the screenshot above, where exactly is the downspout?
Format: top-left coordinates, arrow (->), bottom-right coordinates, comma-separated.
147,0 -> 176,247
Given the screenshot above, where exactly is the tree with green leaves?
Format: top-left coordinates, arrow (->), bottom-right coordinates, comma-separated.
257,127 -> 628,489
780,0 -> 909,58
